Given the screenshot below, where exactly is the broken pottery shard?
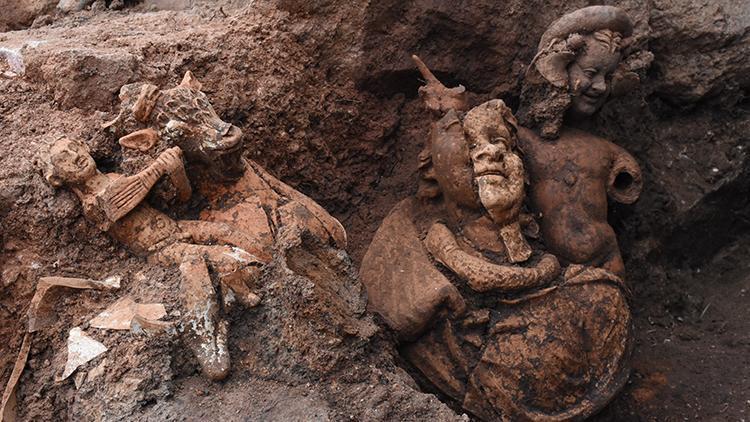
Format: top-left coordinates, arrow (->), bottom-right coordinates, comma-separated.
60,327 -> 107,381
0,47 -> 25,78
27,275 -> 121,333
89,297 -> 166,330
130,314 -> 172,334
0,333 -> 32,422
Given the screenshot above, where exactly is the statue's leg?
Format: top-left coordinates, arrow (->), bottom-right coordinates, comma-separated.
175,252 -> 231,381
157,242 -> 262,309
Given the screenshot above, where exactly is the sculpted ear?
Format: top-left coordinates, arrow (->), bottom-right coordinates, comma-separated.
532,34 -> 584,88
118,128 -> 159,152
179,71 -> 203,90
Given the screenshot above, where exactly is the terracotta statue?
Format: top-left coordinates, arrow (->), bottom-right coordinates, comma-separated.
43,137 -> 262,381
106,71 -> 347,262
517,6 -> 648,276
360,57 -> 632,420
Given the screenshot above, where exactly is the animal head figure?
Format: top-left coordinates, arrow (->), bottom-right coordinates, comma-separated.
107,71 -> 245,181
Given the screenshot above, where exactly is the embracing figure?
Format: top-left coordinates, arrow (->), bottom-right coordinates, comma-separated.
361,6 -> 646,420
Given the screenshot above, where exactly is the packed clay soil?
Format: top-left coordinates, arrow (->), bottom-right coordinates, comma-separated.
1,0 -> 749,421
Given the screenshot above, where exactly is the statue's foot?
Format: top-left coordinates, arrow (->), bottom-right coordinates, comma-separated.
183,316 -> 230,381
220,269 -> 262,309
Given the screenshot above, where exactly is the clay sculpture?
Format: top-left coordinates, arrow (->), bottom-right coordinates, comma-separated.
108,71 -> 347,262
42,71 -> 351,382
43,138 -> 261,380
517,5 -> 647,276
360,56 -> 632,420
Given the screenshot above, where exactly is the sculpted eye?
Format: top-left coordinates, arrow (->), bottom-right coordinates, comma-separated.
584,68 -> 597,78
491,137 -> 507,145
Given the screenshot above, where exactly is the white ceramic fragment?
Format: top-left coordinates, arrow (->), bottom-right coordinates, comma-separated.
60,327 -> 107,380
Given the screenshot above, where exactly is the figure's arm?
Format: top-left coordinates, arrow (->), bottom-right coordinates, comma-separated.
607,145 -> 642,204
359,201 -> 466,341
424,223 -> 560,292
97,147 -> 185,222
165,154 -> 192,203
177,220 -> 272,263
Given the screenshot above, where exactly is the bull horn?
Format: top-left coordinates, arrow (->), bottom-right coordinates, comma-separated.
179,70 -> 203,90
411,54 -> 443,86
132,84 -> 160,123
538,6 -> 633,51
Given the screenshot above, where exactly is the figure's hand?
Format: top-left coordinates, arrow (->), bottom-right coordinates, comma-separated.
412,55 -> 468,114
155,147 -> 184,174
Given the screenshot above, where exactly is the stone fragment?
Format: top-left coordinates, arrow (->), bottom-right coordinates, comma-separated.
59,327 -> 107,381
0,333 -> 31,422
89,297 -> 167,330
0,48 -> 25,78
27,276 -> 121,332
56,0 -> 92,13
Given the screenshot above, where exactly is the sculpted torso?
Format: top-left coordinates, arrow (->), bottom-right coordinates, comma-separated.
519,126 -> 641,275
196,159 -> 347,260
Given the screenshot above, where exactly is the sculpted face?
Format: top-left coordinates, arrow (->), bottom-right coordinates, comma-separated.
568,34 -> 622,117
48,138 -> 97,185
463,103 -> 524,226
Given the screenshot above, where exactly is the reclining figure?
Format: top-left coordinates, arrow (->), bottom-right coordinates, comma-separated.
106,71 -> 346,262
43,138 -> 260,380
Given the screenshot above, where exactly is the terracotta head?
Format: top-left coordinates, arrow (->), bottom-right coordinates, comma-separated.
518,6 -> 640,138
566,29 -> 624,117
464,100 -> 524,226
421,100 -> 523,223
108,72 -> 245,181
43,138 -> 98,187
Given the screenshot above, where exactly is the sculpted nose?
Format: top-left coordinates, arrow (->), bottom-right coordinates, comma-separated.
590,74 -> 607,94
473,143 -> 505,162
214,124 -> 243,151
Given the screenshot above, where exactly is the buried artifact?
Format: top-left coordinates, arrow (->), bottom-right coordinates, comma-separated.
517,5 -> 649,276
108,71 -> 347,257
360,54 -> 633,420
42,138 -> 261,380
41,71 -> 352,382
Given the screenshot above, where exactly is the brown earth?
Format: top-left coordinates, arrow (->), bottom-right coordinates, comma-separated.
1,0 -> 749,420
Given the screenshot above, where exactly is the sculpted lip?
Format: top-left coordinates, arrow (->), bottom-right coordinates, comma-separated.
581,92 -> 603,103
75,155 -> 88,168
474,163 -> 506,178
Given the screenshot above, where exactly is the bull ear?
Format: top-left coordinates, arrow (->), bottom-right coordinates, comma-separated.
119,128 -> 159,152
179,71 -> 202,90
